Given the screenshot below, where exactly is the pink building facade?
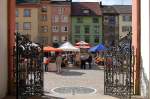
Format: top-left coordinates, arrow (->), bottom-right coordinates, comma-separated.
51,2 -> 71,46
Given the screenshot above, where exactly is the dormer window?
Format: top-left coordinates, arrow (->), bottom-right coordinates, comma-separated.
41,6 -> 47,12
82,9 -> 90,14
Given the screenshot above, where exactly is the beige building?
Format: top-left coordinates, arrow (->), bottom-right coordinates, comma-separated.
113,5 -> 132,40
0,0 -> 8,98
38,0 -> 52,46
16,3 -> 40,43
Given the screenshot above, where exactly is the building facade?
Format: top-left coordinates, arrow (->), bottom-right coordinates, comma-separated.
71,2 -> 102,46
51,1 -> 71,47
113,5 -> 132,40
0,0 -> 8,98
38,0 -> 52,45
16,3 -> 40,42
102,5 -> 119,47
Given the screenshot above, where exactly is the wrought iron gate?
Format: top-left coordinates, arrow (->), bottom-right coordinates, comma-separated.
104,33 -> 134,99
15,33 -> 44,98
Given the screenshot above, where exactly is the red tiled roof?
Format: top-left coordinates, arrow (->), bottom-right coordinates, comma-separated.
71,2 -> 102,16
16,3 -> 41,7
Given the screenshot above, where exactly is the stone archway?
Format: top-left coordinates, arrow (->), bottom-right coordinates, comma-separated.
3,0 -> 144,98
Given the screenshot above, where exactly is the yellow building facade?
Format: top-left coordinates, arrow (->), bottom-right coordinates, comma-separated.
16,4 -> 40,42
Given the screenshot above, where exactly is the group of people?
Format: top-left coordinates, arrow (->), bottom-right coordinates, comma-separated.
43,52 -> 94,74
43,52 -> 63,73
80,54 -> 93,69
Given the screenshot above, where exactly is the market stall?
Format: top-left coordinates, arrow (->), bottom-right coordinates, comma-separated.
43,46 -> 62,72
59,42 -> 80,52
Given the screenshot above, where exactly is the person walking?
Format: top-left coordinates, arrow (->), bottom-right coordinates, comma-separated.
43,56 -> 49,72
88,54 -> 93,69
75,52 -> 81,67
56,53 -> 62,73
80,54 -> 86,69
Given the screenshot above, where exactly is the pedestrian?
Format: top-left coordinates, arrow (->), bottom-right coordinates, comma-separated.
56,53 -> 62,73
80,54 -> 87,69
75,52 -> 81,67
43,56 -> 49,72
87,54 -> 93,69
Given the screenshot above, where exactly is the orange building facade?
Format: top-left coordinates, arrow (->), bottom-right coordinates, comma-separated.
132,0 -> 141,95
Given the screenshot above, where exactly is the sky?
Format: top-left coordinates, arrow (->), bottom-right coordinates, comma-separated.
72,0 -> 131,5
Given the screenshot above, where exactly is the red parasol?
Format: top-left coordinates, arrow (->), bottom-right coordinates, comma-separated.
75,45 -> 90,49
75,41 -> 89,45
75,41 -> 90,49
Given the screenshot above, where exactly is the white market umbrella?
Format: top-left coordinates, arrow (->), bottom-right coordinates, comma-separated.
59,42 -> 80,52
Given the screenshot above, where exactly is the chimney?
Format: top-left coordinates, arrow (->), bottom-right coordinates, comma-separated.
100,1 -> 102,7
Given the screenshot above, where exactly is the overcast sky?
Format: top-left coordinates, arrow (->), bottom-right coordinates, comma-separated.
72,0 -> 131,5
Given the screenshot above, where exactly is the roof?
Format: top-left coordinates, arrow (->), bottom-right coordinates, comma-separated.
102,5 -> 118,15
51,1 -> 71,5
112,5 -> 132,14
16,3 -> 40,7
71,2 -> 102,16
16,0 -> 40,3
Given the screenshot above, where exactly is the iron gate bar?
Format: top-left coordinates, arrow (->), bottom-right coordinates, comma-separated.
104,32 -> 134,99
15,32 -> 44,99
16,32 -> 19,99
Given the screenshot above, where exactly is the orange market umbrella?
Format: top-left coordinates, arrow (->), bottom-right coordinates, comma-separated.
43,46 -> 62,52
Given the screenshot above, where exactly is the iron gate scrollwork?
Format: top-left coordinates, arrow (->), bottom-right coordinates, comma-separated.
15,32 -> 44,98
104,33 -> 134,99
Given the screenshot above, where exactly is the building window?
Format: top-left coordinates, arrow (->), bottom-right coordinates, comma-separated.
93,18 -> 99,23
16,23 -> 19,30
82,9 -> 90,14
39,37 -> 48,45
74,35 -> 80,43
52,26 -> 59,32
24,9 -> 31,17
58,7 -> 64,15
41,26 -> 48,32
61,26 -> 68,32
84,25 -> 90,34
77,17 -> 83,23
52,16 -> 59,23
23,22 -> 31,30
52,36 -> 59,42
24,34 -> 31,40
122,15 -> 132,21
41,6 -> 47,12
122,26 -> 132,32
16,9 -> 19,17
41,14 -> 47,21
109,16 -> 115,25
104,16 -> 109,23
93,25 -> 99,33
61,16 -> 68,23
94,36 -> 99,43
61,36 -> 67,42
85,36 -> 90,43
75,26 -> 80,33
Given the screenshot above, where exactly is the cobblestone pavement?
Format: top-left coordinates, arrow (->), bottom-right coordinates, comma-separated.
43,65 -> 118,98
